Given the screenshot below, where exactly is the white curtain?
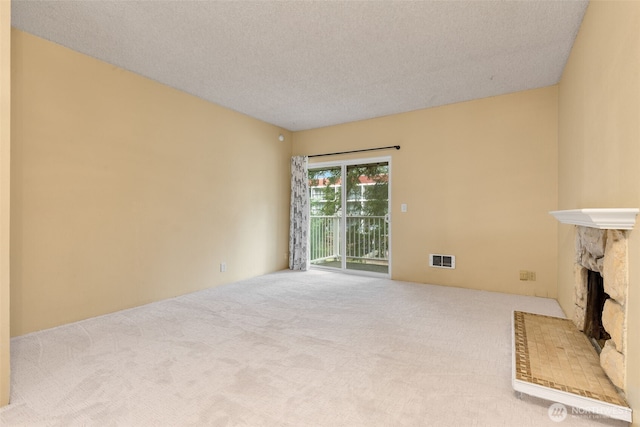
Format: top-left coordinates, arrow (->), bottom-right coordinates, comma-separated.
289,156 -> 309,271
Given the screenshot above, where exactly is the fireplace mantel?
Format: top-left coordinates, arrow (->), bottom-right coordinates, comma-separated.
549,208 -> 639,230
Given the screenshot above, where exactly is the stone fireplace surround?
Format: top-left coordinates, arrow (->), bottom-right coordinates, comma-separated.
550,208 -> 639,393
574,226 -> 627,389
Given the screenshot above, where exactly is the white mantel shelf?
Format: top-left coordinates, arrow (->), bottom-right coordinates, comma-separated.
549,208 -> 640,230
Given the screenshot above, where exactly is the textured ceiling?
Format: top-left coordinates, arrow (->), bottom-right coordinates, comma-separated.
11,1 -> 588,131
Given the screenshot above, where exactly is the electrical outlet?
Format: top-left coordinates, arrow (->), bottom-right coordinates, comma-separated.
220,262 -> 227,272
519,270 -> 536,281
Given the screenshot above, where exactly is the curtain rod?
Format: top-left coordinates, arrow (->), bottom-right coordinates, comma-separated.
308,145 -> 400,158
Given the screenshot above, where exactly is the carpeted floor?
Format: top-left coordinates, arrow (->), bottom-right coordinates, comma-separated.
0,270 -> 628,426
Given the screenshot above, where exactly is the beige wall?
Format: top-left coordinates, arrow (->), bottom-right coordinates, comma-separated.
10,30 -> 292,336
557,0 -> 640,417
0,0 -> 11,407
294,87 -> 558,297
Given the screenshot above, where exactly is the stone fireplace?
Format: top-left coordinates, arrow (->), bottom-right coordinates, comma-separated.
574,226 -> 627,389
550,208 -> 639,393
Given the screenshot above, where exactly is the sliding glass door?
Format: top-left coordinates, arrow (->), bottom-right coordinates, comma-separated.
308,158 -> 390,276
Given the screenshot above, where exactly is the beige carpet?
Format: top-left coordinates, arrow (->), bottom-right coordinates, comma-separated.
0,270 -> 628,426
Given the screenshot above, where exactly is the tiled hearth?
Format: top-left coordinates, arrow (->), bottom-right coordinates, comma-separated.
512,311 -> 631,422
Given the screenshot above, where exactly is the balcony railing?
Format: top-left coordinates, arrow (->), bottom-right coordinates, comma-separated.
310,215 -> 389,265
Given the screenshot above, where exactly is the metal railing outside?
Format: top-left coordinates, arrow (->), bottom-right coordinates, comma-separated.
309,215 -> 339,262
310,215 -> 388,264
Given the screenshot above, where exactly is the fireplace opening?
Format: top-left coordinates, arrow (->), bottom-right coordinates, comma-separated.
583,270 -> 611,352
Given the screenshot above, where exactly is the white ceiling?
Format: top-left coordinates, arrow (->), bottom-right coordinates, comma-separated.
11,0 -> 588,131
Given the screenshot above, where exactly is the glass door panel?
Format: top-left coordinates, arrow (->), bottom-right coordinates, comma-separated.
308,167 -> 342,269
345,163 -> 389,274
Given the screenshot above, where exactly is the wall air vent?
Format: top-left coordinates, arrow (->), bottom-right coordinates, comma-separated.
430,254 -> 455,269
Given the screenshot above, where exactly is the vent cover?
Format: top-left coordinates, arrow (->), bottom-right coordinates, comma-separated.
430,254 -> 455,269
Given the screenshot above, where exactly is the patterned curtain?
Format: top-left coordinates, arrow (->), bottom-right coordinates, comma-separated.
289,156 -> 310,271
